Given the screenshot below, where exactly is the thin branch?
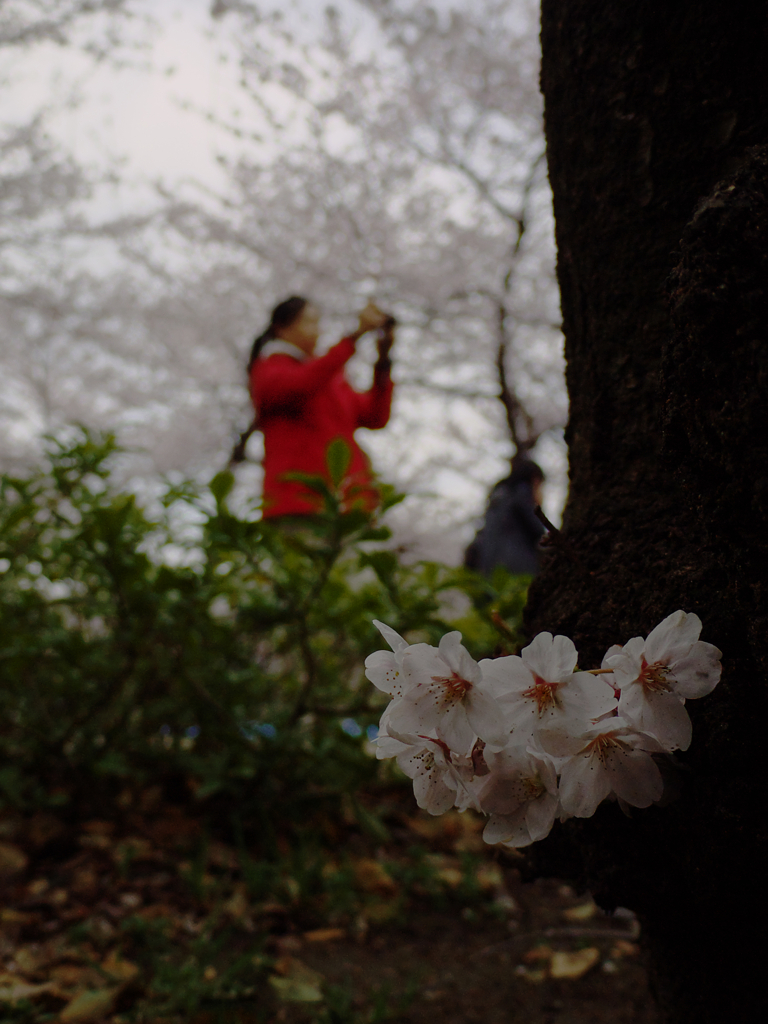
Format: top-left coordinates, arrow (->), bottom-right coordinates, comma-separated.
534,506 -> 589,573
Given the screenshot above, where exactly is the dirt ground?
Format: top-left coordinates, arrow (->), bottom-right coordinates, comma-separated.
275,899 -> 658,1024
0,798 -> 660,1023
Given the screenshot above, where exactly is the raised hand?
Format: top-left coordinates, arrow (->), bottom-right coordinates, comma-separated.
356,301 -> 389,335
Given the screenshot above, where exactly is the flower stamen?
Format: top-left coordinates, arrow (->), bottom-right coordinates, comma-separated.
431,671 -> 473,703
579,732 -> 623,764
522,774 -> 546,800
521,673 -> 560,714
637,656 -> 672,694
418,734 -> 453,762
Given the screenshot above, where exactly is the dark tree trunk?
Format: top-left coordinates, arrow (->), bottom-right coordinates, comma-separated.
527,4 -> 768,1021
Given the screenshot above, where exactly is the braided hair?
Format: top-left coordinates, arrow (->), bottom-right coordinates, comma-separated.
247,295 -> 308,372
231,296 -> 310,465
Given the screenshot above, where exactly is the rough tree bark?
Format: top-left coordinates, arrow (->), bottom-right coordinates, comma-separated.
526,4 -> 768,1021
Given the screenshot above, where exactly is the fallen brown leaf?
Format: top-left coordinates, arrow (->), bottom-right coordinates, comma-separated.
223,883 -> 249,919
0,908 -> 35,927
137,903 -> 176,921
49,964 -> 89,987
82,821 -> 115,837
71,869 -> 98,896
550,947 -> 600,979
60,986 -> 118,1022
27,813 -> 66,848
0,841 -> 29,877
610,939 -> 639,959
27,877 -> 50,898
102,949 -> 140,983
15,945 -> 48,974
352,858 -> 398,894
208,841 -> 238,870
0,978 -> 54,1003
113,837 -> 154,863
303,928 -> 345,943
523,945 -> 553,964
363,899 -> 400,924
78,834 -> 112,851
475,864 -> 504,892
563,901 -> 597,922
268,958 -> 324,1003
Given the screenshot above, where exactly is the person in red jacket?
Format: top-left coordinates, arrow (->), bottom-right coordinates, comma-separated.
247,296 -> 395,520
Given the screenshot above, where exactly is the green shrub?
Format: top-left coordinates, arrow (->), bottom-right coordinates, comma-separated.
0,429 -> 528,830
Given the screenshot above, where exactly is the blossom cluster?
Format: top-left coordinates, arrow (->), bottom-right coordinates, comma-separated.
364,612 -> 721,848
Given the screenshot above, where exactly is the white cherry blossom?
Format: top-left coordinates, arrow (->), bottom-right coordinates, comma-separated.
376,716 -> 474,815
481,632 -> 617,744
386,630 -> 509,752
366,613 -> 723,843
364,620 -> 419,699
477,745 -> 559,848
607,611 -> 722,751
539,717 -> 665,819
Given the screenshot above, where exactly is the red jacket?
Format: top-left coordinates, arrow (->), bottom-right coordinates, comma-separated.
249,337 -> 394,518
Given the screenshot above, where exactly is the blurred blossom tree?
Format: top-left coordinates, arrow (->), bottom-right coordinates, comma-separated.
0,0 -> 566,548
0,0 -> 146,463
157,0 -> 566,542
0,1 -> 131,51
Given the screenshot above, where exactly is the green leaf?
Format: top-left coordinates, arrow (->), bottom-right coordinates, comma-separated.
326,438 -> 351,487
358,550 -> 398,583
378,483 -> 406,510
209,471 -> 235,507
350,795 -> 391,843
358,525 -> 392,541
282,471 -> 334,500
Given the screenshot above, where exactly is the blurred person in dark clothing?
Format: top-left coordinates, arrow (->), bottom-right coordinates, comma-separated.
465,458 -> 546,577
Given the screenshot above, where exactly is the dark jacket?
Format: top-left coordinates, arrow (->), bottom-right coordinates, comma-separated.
465,478 -> 545,576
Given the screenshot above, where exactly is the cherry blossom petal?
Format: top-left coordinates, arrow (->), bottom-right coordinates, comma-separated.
644,610 -> 702,665
435,702 -> 477,754
378,717 -> 423,752
606,749 -> 663,808
537,723 -> 585,758
477,771 -> 529,816
669,641 -> 722,698
375,730 -> 411,758
497,694 -> 539,740
373,619 -> 409,655
483,808 -> 528,845
412,769 -> 457,815
482,783 -> 557,847
522,632 -> 578,681
399,643 -> 448,685
558,673 -> 619,721
479,655 -> 534,697
439,630 -> 482,683
602,644 -> 624,665
465,688 -> 510,750
607,637 -> 645,687
558,754 -> 613,818
366,622 -> 417,697
525,791 -> 559,842
387,686 -> 466,752
619,686 -> 692,751
389,634 -> 506,751
364,650 -> 405,696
